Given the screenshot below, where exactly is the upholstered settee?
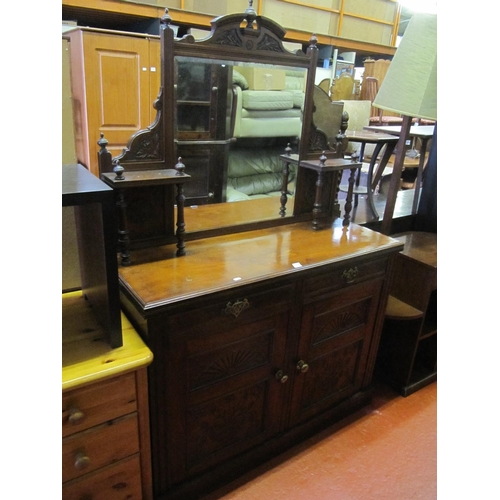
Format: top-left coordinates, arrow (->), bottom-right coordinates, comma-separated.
230,69 -> 305,139
225,143 -> 296,202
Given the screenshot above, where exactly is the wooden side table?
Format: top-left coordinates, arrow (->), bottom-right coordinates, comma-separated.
340,131 -> 399,221
101,161 -> 191,265
363,125 -> 435,214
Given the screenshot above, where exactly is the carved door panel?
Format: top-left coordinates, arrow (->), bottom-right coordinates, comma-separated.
288,279 -> 383,427
156,284 -> 294,490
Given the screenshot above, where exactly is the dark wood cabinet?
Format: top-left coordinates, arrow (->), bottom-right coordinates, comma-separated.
176,141 -> 229,204
118,222 -> 402,499
175,59 -> 232,204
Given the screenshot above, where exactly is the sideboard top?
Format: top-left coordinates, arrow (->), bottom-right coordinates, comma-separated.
119,220 -> 403,313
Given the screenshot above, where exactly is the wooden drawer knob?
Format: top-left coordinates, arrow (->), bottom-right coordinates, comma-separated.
68,406 -> 85,425
74,451 -> 91,471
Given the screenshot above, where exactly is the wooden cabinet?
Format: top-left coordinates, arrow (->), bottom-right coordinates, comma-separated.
65,28 -> 160,177
62,291 -> 154,499
375,231 -> 437,396
175,59 -> 232,204
118,221 -> 403,499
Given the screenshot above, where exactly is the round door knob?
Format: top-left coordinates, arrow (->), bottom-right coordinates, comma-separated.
74,451 -> 91,470
296,360 -> 309,373
275,370 -> 289,384
68,406 -> 85,425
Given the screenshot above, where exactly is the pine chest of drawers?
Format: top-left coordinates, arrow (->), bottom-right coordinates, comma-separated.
62,292 -> 153,500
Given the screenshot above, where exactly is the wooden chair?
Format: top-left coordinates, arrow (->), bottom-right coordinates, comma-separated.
362,76 -> 403,126
331,72 -> 355,101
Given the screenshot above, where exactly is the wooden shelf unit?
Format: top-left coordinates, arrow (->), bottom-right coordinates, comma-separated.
376,231 -> 437,397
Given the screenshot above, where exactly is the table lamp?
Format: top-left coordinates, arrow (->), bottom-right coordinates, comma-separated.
372,12 -> 437,234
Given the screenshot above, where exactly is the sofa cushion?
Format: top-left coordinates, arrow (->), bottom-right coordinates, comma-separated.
242,90 -> 293,110
232,70 -> 249,90
227,147 -> 296,196
288,89 -> 305,108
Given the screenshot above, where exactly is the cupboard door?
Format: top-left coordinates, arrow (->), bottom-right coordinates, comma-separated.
80,33 -> 155,175
289,279 -> 383,426
155,285 -> 294,490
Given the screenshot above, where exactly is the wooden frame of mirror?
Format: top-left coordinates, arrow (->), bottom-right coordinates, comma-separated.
98,4 -> 349,247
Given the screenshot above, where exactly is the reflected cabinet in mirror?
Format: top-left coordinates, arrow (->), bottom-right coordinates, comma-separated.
98,3 -> 349,250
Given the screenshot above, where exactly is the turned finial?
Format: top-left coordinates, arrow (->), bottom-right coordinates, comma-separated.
161,8 -> 172,28
244,0 -> 256,28
319,151 -> 327,166
309,33 -> 318,50
351,150 -> 360,163
113,159 -> 125,180
175,157 -> 186,176
285,143 -> 292,156
97,132 -> 108,150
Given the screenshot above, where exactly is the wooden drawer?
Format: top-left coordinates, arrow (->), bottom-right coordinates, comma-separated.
62,413 -> 139,483
62,373 -> 137,437
166,283 -> 295,337
62,455 -> 142,500
303,256 -> 388,302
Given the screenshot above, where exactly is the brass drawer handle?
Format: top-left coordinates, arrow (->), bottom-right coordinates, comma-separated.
74,451 -> 91,471
225,299 -> 250,318
275,370 -> 289,384
296,360 -> 309,373
341,267 -> 358,284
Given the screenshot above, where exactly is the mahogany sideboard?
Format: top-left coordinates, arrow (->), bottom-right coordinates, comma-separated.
117,219 -> 403,499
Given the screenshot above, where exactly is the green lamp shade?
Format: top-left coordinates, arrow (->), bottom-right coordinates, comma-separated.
373,13 -> 437,121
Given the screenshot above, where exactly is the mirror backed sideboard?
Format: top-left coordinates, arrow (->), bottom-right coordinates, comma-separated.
65,5 -> 404,499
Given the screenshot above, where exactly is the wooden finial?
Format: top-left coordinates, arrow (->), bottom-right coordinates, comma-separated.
161,8 -> 171,27
112,159 -> 125,180
244,0 -> 257,28
175,157 -> 186,176
319,151 -> 327,166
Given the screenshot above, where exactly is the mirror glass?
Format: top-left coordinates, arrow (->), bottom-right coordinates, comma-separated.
173,55 -> 308,232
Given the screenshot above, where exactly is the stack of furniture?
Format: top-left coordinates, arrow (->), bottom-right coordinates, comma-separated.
62,164 -> 154,498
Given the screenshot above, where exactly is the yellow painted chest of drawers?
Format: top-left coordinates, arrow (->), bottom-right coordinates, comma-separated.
62,291 -> 153,500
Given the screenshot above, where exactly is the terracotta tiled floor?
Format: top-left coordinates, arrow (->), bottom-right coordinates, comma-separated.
202,380 -> 437,500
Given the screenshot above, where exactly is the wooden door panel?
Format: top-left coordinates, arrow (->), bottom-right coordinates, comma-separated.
164,313 -> 290,486
289,280 -> 383,425
83,33 -> 152,175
